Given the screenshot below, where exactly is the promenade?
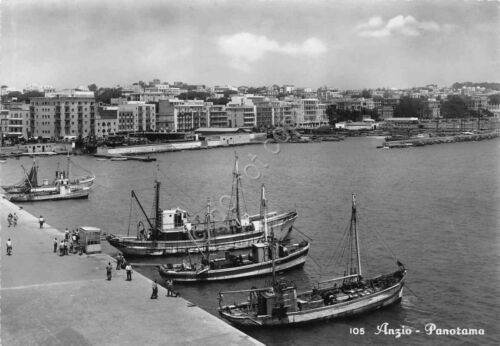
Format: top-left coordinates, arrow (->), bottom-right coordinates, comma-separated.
0,197 -> 262,346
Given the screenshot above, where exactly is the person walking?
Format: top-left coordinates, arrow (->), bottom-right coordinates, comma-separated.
53,238 -> 58,253
106,262 -> 112,281
12,213 -> 18,227
39,215 -> 45,228
6,238 -> 12,255
8,213 -> 13,227
151,280 -> 158,299
125,263 -> 132,281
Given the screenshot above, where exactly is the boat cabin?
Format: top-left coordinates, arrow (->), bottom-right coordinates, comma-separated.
255,285 -> 298,317
162,208 -> 189,231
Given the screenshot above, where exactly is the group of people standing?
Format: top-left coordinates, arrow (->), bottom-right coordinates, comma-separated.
106,253 -> 133,281
53,228 -> 82,256
7,213 -> 18,227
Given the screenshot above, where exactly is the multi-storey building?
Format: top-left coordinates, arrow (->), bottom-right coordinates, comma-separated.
6,103 -> 30,139
157,99 -> 185,131
254,99 -> 293,128
206,104 -> 228,128
117,101 -> 156,132
226,99 -> 256,128
95,106 -> 119,137
29,95 -> 96,139
174,100 -> 207,132
293,98 -> 328,128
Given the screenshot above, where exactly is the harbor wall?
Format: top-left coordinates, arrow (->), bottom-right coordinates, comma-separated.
0,196 -> 263,346
97,133 -> 267,155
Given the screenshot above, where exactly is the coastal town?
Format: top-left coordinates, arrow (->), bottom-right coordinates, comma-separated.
1,0 -> 499,345
1,81 -> 499,155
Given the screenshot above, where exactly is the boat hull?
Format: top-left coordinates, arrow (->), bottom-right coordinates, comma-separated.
159,243 -> 309,281
219,279 -> 405,327
107,229 -> 265,256
8,189 -> 90,202
107,210 -> 297,256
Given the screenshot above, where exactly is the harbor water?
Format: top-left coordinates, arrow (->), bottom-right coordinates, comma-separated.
1,137 -> 498,345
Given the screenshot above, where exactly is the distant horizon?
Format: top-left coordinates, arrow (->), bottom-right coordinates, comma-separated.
1,0 -> 498,90
4,80 -> 500,93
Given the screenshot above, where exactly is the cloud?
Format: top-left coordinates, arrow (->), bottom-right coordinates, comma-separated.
217,33 -> 327,71
357,15 -> 442,38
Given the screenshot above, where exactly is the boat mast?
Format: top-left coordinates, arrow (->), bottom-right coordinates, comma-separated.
261,184 -> 276,283
205,198 -> 212,261
153,180 -> 161,240
351,194 -> 362,278
234,154 -> 241,223
66,152 -> 70,179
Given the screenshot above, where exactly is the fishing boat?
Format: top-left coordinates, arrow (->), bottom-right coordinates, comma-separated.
218,194 -> 407,326
158,186 -> 309,281
1,155 -> 95,194
106,156 -> 297,256
7,184 -> 90,202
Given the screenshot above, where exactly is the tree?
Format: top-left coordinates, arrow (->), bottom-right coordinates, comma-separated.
361,89 -> 372,98
96,88 -> 122,104
88,84 -> 98,92
441,95 -> 468,118
393,96 -> 425,118
488,94 -> 500,105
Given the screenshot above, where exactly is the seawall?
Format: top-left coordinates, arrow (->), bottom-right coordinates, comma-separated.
0,196 -> 262,346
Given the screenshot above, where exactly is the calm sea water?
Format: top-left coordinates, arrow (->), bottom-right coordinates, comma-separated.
1,138 -> 499,345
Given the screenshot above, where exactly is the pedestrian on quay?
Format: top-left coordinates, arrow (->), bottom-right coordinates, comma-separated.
125,263 -> 132,281
106,262 -> 112,281
151,280 -> 158,299
116,253 -> 123,270
8,213 -> 13,227
59,240 -> 65,256
65,229 -> 70,241
6,238 -> 12,255
166,279 -> 174,297
53,238 -> 58,253
64,239 -> 69,255
13,213 -> 18,227
39,215 -> 45,228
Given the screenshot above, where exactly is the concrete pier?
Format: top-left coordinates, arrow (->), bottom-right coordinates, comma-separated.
0,197 -> 262,346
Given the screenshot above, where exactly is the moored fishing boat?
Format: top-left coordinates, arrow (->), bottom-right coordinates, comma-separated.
218,194 -> 407,326
106,156 -> 297,256
7,184 -> 90,202
158,186 -> 309,281
1,155 -> 95,194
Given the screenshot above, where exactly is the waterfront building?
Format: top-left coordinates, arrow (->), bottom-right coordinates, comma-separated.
4,103 -> 30,140
174,100 -> 207,132
157,99 -> 184,131
255,99 -> 293,128
226,97 -> 257,128
95,106 -> 119,138
294,98 -> 328,128
206,104 -> 228,128
29,94 -> 96,139
117,101 -> 156,132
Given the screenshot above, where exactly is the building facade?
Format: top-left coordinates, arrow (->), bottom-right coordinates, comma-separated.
29,95 -> 96,139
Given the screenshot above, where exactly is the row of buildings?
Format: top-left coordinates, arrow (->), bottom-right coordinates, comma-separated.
1,82 -> 499,141
0,92 -> 331,140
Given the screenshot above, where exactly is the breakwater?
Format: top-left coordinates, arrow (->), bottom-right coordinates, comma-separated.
381,131 -> 499,148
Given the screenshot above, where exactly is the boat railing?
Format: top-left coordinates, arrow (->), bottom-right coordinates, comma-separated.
317,274 -> 359,288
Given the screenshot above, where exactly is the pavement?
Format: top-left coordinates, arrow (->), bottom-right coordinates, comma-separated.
0,196 -> 262,346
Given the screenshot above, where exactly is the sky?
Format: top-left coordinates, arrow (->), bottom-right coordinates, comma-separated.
1,0 -> 499,90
